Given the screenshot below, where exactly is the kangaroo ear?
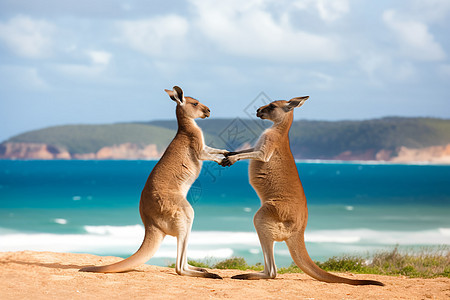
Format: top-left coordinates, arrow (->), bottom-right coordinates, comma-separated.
285,96 -> 309,111
165,86 -> 185,105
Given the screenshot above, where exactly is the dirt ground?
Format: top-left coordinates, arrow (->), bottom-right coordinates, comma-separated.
0,251 -> 449,299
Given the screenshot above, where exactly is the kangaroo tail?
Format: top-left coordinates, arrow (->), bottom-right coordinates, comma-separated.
286,232 -> 384,286
79,227 -> 165,273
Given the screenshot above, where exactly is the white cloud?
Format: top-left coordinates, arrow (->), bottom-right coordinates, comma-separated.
382,10 -> 446,61
412,0 -> 450,23
357,52 -> 389,85
110,0 -> 348,63
0,66 -> 49,90
293,0 -> 349,22
51,50 -> 112,78
116,15 -> 190,58
211,65 -> 252,85
316,0 -> 350,22
52,64 -> 105,78
191,0 -> 342,62
0,15 -> 55,58
87,50 -> 112,65
357,52 -> 417,86
309,71 -> 334,89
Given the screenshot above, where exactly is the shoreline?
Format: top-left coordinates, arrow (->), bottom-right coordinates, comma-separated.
1,251 -> 449,299
2,158 -> 450,166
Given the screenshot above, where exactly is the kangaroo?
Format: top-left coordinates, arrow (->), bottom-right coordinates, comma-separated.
80,86 -> 227,279
221,97 -> 384,286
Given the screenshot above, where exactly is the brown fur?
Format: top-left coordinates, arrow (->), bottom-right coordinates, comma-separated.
79,86 -> 226,279
221,97 -> 384,286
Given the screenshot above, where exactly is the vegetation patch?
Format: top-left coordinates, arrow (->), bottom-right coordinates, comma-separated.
168,246 -> 450,278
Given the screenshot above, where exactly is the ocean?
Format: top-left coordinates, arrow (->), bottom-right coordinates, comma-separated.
0,160 -> 449,267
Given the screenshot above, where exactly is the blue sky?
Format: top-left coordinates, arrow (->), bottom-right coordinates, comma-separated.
0,0 -> 449,142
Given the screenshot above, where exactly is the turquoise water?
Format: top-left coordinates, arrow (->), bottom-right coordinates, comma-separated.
0,160 -> 449,267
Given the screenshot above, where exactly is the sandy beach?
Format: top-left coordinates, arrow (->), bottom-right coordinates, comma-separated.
0,251 -> 448,299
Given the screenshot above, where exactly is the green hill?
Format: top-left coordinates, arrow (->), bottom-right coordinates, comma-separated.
3,117 -> 450,159
5,124 -> 176,154
289,117 -> 450,158
149,117 -> 450,158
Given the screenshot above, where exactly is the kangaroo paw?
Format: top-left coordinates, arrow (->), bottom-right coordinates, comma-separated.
231,272 -> 274,280
79,266 -> 98,272
187,265 -> 207,272
231,274 -> 251,280
204,272 -> 223,279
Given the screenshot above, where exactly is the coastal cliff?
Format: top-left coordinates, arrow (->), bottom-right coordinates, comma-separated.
2,117 -> 450,163
330,144 -> 450,164
0,143 -> 71,160
1,141 -> 450,163
0,142 -> 162,160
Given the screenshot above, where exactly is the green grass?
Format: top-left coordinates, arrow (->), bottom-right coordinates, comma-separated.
214,257 -> 264,271
168,257 -> 264,271
168,246 -> 450,278
367,246 -> 450,278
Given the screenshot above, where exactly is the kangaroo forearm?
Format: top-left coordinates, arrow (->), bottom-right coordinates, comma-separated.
199,150 -> 222,163
204,145 -> 227,154
230,148 -> 255,155
233,150 -> 270,162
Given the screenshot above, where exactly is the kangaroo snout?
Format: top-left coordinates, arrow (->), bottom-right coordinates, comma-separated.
203,108 -> 210,118
256,108 -> 266,119
256,108 -> 262,118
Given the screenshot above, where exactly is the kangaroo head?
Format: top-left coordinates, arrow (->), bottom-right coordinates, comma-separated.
256,96 -> 309,123
165,86 -> 211,119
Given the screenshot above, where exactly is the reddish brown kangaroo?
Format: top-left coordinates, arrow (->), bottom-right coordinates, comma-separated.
222,97 -> 384,286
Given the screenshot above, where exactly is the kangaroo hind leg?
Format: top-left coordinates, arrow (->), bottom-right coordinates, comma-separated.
175,219 -> 222,279
232,209 -> 277,280
184,255 -> 208,273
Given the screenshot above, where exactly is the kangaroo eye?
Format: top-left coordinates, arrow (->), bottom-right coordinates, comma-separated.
193,102 -> 198,106
268,104 -> 276,109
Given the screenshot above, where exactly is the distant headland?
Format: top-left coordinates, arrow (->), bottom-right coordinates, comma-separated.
1,117 -> 450,164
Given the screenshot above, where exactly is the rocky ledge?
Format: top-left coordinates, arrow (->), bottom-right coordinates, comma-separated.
0,142 -> 162,160
1,142 -> 450,163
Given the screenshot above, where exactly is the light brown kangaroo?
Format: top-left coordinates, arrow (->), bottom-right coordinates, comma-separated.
221,97 -> 384,286
80,86 -> 227,279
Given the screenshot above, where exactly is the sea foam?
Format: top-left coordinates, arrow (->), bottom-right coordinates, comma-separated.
1,226 -> 449,258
